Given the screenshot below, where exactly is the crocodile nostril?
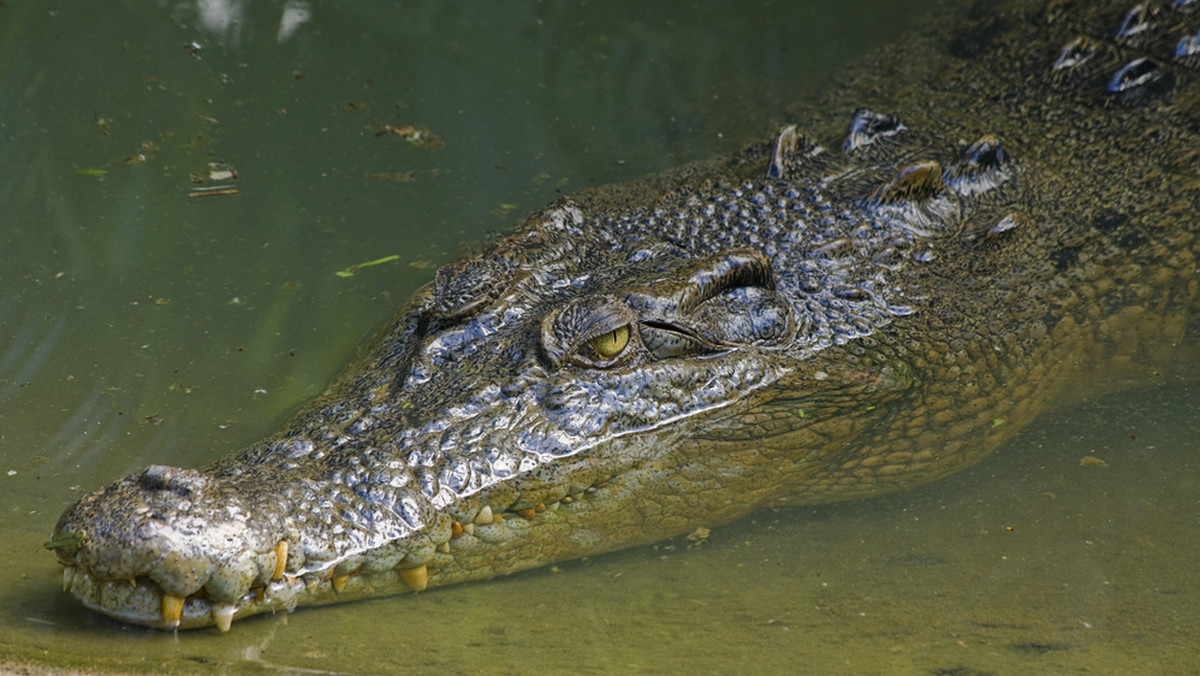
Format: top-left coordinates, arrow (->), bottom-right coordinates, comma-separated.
139,465 -> 180,492
138,465 -> 206,498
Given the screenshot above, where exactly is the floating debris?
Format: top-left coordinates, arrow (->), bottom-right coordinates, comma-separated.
190,162 -> 237,183
187,186 -> 239,198
491,203 -> 518,218
335,254 -> 401,278
180,134 -> 215,151
187,161 -> 239,197
365,171 -> 416,183
373,123 -> 444,150
122,140 -> 160,165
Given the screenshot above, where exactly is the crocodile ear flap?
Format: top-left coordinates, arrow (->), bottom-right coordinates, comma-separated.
680,250 -> 798,349
627,248 -> 799,355
673,248 -> 777,311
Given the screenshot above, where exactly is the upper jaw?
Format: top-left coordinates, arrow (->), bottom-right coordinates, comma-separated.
48,465 -> 289,630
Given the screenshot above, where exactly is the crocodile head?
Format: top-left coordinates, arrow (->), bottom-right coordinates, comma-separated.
50,128 -> 963,630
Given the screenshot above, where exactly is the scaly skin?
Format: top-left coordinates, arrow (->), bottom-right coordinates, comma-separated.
48,0 -> 1200,630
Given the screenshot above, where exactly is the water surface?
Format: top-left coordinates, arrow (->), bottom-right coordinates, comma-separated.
2,1 -> 1198,673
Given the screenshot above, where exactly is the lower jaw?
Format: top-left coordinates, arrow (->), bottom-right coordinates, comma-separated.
58,477 -> 736,631
57,505 -> 568,631
62,563 -> 431,631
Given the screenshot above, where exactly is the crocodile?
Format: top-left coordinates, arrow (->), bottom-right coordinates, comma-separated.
47,0 -> 1200,631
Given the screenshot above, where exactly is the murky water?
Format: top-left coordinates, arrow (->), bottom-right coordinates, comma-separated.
2,1 -> 1198,673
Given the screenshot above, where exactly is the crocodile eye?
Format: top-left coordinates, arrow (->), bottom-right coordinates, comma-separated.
541,295 -> 639,369
589,325 -> 630,359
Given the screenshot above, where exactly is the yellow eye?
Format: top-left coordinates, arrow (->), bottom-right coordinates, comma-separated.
589,325 -> 630,359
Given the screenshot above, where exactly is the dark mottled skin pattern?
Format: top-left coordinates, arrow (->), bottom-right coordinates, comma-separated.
48,0 -> 1200,629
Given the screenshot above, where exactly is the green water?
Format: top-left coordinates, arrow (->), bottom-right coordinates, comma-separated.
2,1 -> 1199,673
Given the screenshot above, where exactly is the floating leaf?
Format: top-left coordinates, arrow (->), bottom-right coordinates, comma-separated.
336,254 -> 401,278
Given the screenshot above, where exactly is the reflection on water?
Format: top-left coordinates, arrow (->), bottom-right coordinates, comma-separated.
182,0 -> 313,45
2,0 -> 1198,673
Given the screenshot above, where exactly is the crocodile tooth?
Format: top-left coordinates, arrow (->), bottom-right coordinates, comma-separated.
474,505 -> 494,524
162,594 -> 185,628
547,501 -> 560,511
332,574 -> 350,593
398,565 -> 428,592
271,540 -> 288,581
450,521 -> 463,538
437,541 -> 450,553
62,566 -> 75,592
212,603 -> 236,632
462,523 -> 476,536
517,508 -> 536,519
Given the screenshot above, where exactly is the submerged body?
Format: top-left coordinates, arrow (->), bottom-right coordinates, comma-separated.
49,0 -> 1200,630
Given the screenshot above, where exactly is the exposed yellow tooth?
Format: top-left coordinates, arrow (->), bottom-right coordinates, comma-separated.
332,574 -> 349,593
450,521 -> 463,538
271,540 -> 289,581
462,523 -> 476,536
162,594 -> 184,628
62,566 -> 75,592
437,541 -> 450,553
398,564 -> 428,592
474,505 -> 494,525
212,603 -> 236,632
516,508 -> 536,520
